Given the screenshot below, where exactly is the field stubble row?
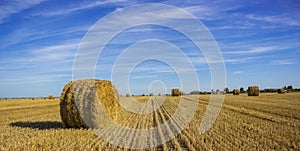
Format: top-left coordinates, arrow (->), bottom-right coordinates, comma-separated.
0,93 -> 299,150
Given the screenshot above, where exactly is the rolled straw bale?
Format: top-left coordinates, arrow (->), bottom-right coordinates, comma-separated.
60,79 -> 120,128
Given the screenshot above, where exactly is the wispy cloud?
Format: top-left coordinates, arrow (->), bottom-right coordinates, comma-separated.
224,46 -> 277,54
246,14 -> 300,27
232,71 -> 243,75
33,0 -> 131,16
0,41 -> 77,86
0,24 -> 87,49
0,0 -> 46,24
271,60 -> 295,65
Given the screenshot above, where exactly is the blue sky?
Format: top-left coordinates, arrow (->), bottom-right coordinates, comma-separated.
0,0 -> 299,97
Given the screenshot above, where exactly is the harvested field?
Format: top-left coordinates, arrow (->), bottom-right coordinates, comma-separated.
0,93 -> 299,150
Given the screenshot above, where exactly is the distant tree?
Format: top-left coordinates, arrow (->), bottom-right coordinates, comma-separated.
287,85 -> 293,90
224,88 -> 229,93
240,87 -> 245,93
190,91 -> 200,95
283,86 -> 287,90
287,85 -> 293,92
211,89 -> 215,94
264,88 -> 277,93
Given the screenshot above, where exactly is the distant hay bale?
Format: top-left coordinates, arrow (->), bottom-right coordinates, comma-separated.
233,89 -> 240,95
158,93 -> 161,96
179,91 -> 185,95
247,86 -> 259,96
48,95 -> 55,99
141,94 -> 145,96
126,93 -> 130,97
149,93 -> 154,96
278,88 -> 285,94
165,94 -> 170,96
171,88 -> 180,96
60,79 -> 120,128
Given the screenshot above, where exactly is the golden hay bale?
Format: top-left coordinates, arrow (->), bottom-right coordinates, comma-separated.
278,88 -> 285,94
171,88 -> 180,96
60,79 -> 120,128
48,95 -> 55,99
126,93 -> 130,97
233,89 -> 240,95
247,86 -> 259,96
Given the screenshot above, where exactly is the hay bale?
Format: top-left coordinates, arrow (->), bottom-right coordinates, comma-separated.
247,86 -> 259,96
126,93 -> 130,97
149,93 -> 154,96
233,89 -> 240,95
278,88 -> 285,94
48,95 -> 55,99
171,88 -> 180,96
60,79 -> 120,128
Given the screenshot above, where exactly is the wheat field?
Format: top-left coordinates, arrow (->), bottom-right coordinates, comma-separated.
0,93 -> 299,150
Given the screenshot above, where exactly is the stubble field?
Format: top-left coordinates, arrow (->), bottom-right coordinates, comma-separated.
0,93 -> 299,150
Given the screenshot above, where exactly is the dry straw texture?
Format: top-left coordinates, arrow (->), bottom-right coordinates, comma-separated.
60,79 -> 120,128
172,89 -> 180,96
233,89 -> 240,95
248,86 -> 259,96
278,88 -> 285,94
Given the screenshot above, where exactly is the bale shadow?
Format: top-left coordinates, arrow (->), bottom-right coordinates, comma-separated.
10,121 -> 63,130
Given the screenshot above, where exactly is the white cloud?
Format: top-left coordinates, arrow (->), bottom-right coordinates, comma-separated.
224,46 -> 277,54
246,14 -> 300,27
232,71 -> 243,75
34,0 -> 131,16
0,0 -> 46,24
271,60 -> 295,65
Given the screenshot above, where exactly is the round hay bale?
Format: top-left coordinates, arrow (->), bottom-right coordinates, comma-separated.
149,93 -> 154,96
247,86 -> 259,96
277,88 -> 285,94
126,93 -> 130,97
48,95 -> 55,99
233,89 -> 240,95
60,79 -> 120,128
171,88 -> 180,96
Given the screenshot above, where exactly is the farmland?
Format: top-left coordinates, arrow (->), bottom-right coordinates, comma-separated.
0,93 -> 299,150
